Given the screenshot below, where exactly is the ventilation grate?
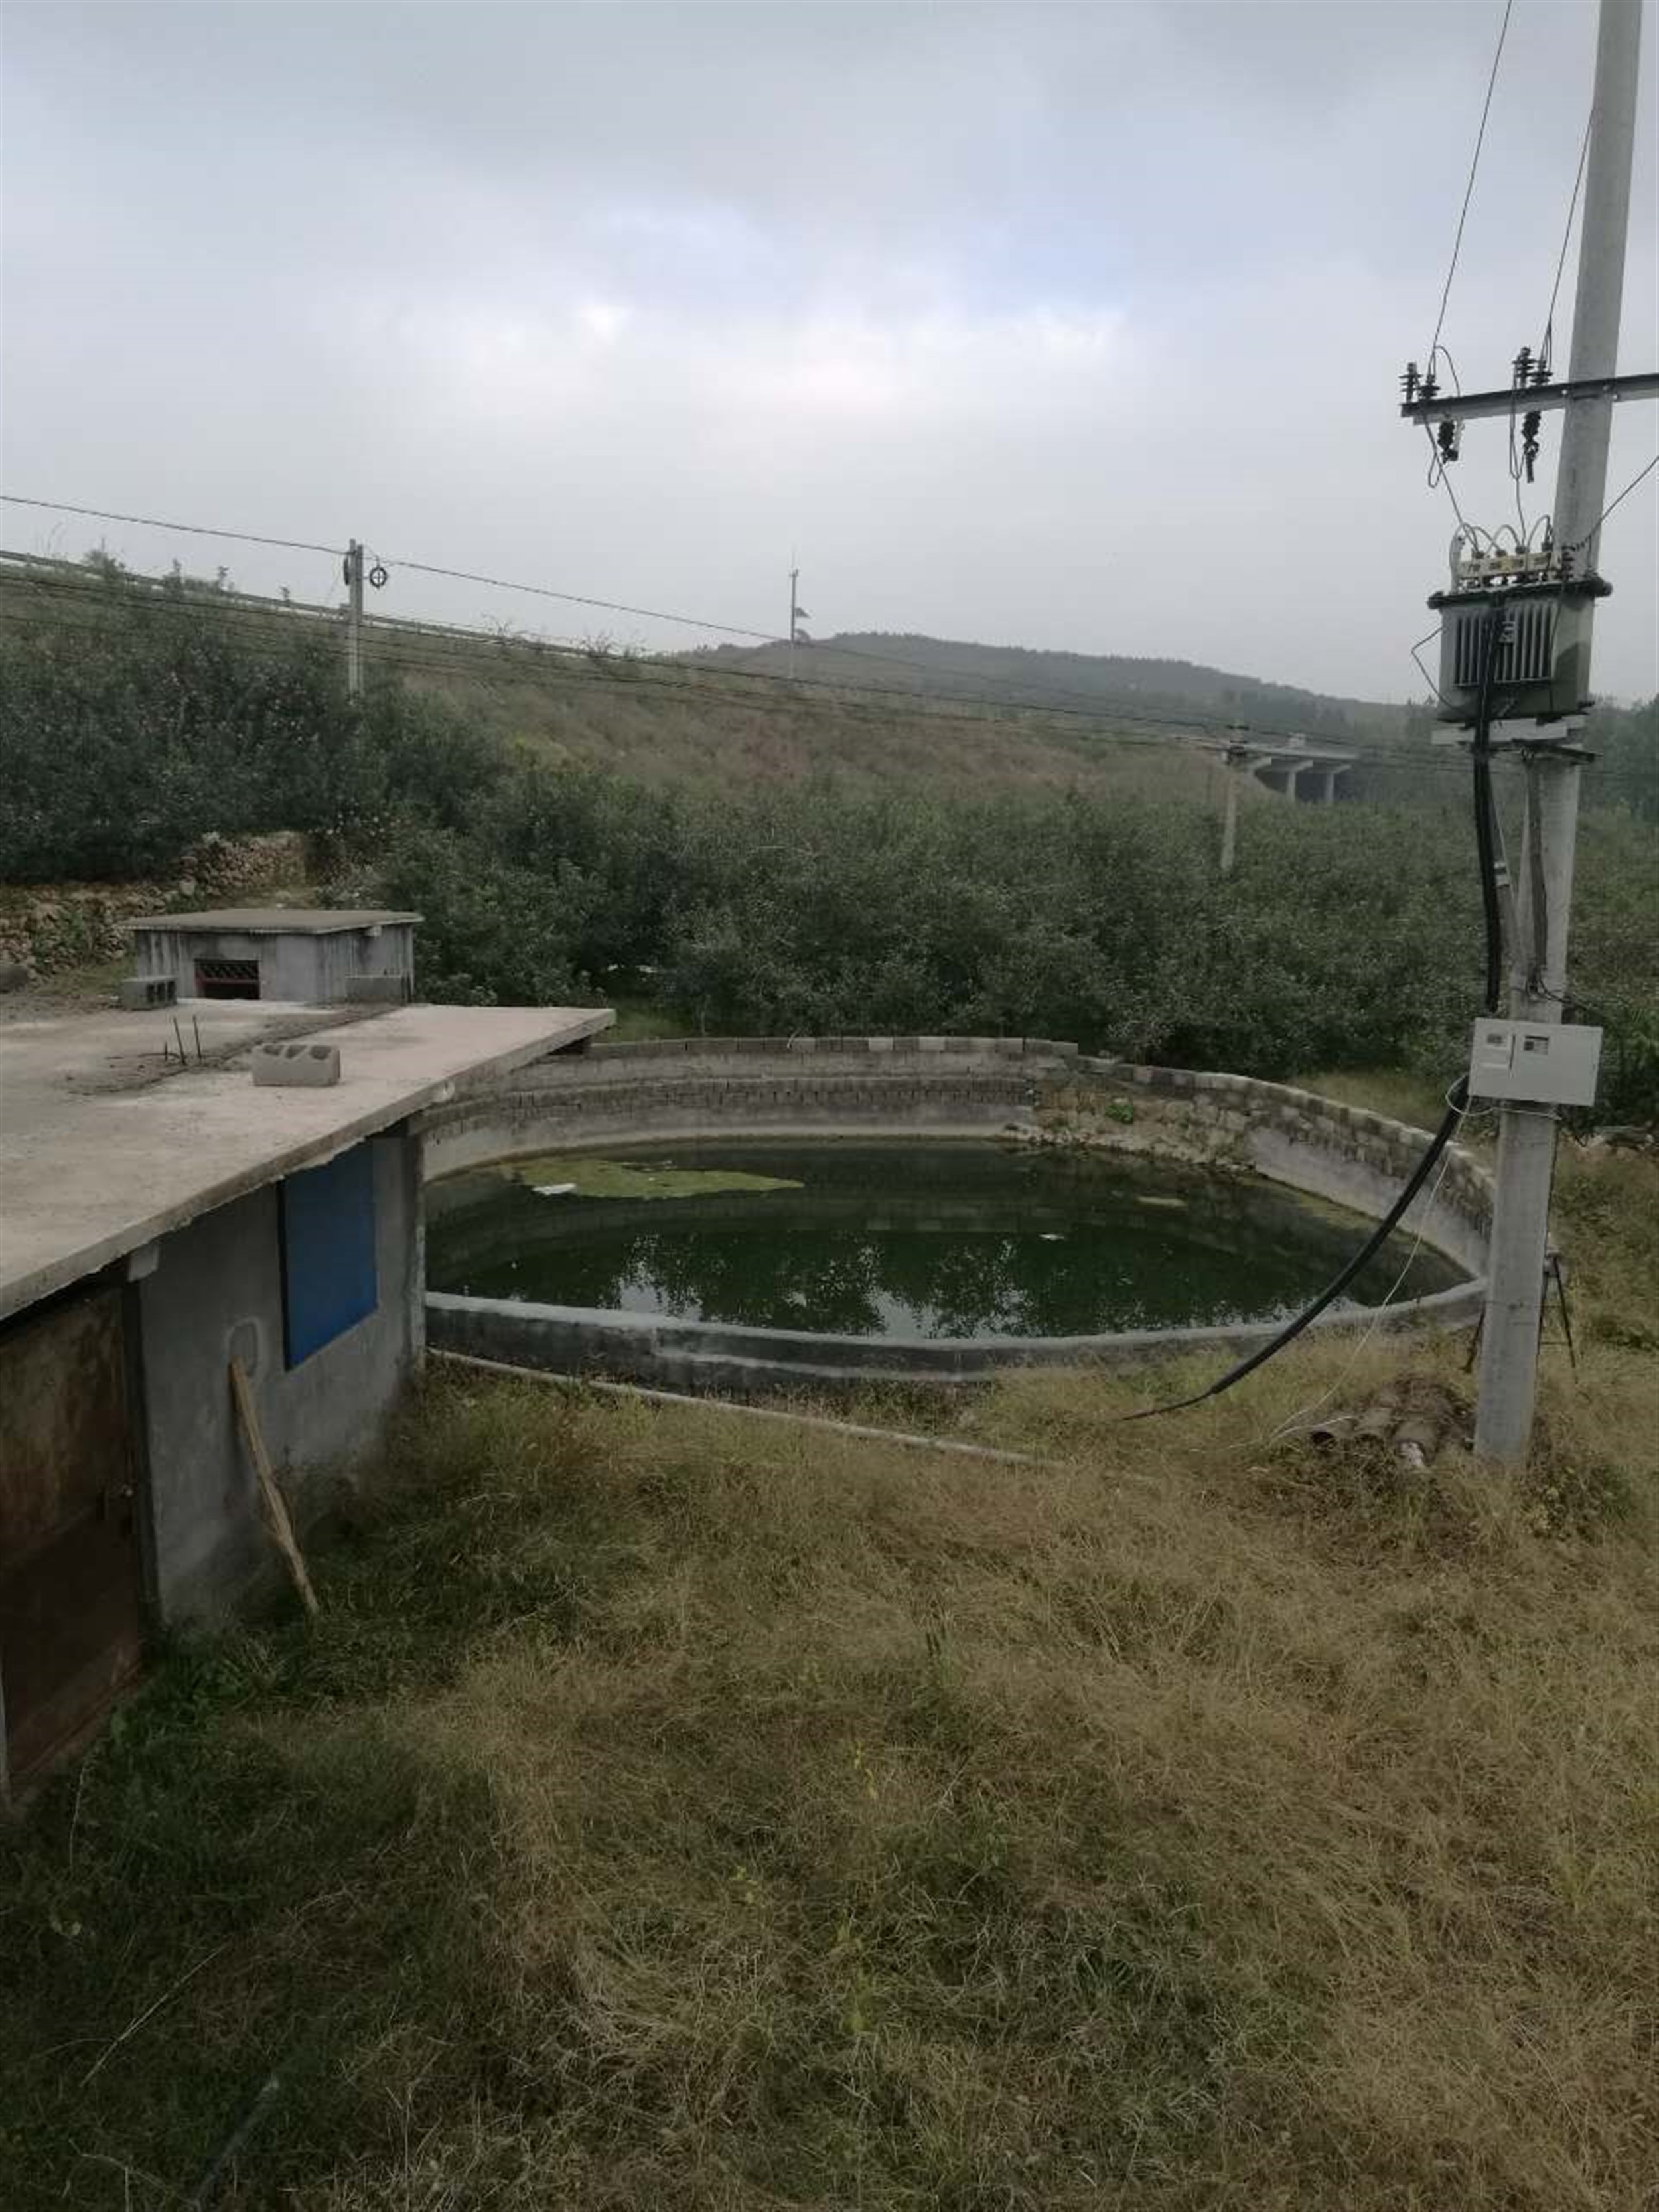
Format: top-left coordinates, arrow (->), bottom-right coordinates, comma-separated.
1451,599 -> 1556,694
194,958 -> 260,1001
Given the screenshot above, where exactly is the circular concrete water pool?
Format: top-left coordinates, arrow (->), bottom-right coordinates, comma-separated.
427,1138 -> 1463,1342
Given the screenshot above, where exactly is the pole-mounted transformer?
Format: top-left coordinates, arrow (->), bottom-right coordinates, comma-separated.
1426,529 -> 1611,726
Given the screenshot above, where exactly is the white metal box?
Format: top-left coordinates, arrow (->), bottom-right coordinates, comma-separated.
1467,1019 -> 1603,1107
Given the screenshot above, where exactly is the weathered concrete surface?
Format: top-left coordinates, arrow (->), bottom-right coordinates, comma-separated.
125,909 -> 421,933
0,1002 -> 613,1323
428,1277 -> 1486,1396
141,1130 -> 423,1621
128,913 -> 419,1006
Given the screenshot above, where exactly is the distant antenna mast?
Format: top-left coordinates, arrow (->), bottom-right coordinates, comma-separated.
788,555 -> 810,680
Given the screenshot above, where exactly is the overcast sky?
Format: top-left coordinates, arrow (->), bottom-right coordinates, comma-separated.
3,1 -> 1656,703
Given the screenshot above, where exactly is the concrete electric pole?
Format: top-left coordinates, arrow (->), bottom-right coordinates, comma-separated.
1399,0 -> 1648,1464
344,538 -> 366,701
1218,735 -> 1250,876
1475,0 -> 1644,1465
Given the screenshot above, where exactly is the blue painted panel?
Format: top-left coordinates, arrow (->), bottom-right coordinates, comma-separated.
280,1145 -> 378,1367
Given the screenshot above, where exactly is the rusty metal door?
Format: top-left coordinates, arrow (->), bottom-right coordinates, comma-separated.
0,1286 -> 148,1790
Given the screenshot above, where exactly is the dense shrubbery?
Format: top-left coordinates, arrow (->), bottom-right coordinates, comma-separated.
5,562 -> 1655,1114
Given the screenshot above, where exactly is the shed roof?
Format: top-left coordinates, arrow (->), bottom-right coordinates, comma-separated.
125,908 -> 421,935
0,1000 -> 609,1323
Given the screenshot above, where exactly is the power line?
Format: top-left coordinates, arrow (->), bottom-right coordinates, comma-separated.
2,550 -> 1418,759
1563,451 -> 1658,552
1425,0 -> 1514,368
1539,111 -> 1593,375
3,489 -> 1395,734
0,492 -> 340,559
372,549 -> 776,644
1,558 -> 1477,775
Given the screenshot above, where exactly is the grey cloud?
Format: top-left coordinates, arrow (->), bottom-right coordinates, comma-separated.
3,1 -> 1654,701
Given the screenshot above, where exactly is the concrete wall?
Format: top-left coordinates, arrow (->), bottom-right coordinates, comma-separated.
429,1276 -> 1484,1395
137,1127 -> 423,1620
131,923 -> 416,1005
417,1037 -> 1493,1393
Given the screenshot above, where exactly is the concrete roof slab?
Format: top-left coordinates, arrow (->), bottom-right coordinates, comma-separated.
124,908 -> 421,934
0,1002 -> 611,1321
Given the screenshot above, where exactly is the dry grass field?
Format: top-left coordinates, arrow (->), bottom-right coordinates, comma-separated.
2,1148 -> 1654,2211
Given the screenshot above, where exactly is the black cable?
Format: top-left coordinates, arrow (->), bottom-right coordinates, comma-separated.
1469,602 -> 1508,1013
2,489 -> 1427,734
1538,112 -> 1593,377
0,493 -> 338,558
1425,0 -> 1514,368
1561,453 -> 1659,556
1122,1086 -> 1472,1422
1124,608 -> 1512,1423
1,556 -> 1482,773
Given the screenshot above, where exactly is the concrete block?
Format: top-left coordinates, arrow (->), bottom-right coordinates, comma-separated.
867,1036 -> 896,1053
917,1036 -> 946,1053
252,1040 -> 342,1088
786,1036 -> 818,1053
119,975 -> 178,1010
344,974 -> 412,1005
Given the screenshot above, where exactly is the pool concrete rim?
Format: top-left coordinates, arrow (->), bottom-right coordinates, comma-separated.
425,1132 -> 1484,1390
418,1047 -> 1492,1391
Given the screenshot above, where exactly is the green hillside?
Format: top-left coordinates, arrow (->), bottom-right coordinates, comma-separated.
0,553 -> 1317,805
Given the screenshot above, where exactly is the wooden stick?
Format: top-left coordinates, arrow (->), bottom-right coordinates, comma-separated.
228,1358 -> 319,1616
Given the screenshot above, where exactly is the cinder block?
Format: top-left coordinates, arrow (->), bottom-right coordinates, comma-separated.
120,975 -> 178,1010
252,1041 -> 342,1088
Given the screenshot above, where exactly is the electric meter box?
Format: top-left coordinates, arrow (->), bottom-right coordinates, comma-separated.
1467,1019 -> 1603,1107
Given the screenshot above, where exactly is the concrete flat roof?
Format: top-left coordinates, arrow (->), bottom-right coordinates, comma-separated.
125,908 -> 421,934
0,1001 -> 611,1322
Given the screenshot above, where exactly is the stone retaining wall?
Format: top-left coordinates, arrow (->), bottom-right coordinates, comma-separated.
418,1037 -> 1492,1390
0,832 -> 311,981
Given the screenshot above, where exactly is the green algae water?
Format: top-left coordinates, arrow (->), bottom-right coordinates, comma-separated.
427,1140 -> 1463,1341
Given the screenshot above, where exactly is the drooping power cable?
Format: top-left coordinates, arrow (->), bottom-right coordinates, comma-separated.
1123,607 -> 1510,1422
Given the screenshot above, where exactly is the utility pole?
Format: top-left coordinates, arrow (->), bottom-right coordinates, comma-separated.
344,538 -> 365,701
788,557 -> 802,682
1471,0 -> 1644,1462
1218,736 -> 1249,875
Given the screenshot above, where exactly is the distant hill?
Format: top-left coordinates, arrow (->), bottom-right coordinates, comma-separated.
687,632 -> 1411,746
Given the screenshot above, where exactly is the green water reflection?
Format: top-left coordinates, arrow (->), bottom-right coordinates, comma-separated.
427,1140 -> 1463,1341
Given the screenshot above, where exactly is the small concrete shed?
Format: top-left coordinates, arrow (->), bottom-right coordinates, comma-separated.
0,996 -> 611,1801
126,908 -> 421,1005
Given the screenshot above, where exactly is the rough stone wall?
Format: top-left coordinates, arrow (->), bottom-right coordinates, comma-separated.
0,832 -> 311,982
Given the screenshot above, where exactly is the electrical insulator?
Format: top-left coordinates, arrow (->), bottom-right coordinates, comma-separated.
1436,418 -> 1461,465
1520,410 -> 1542,484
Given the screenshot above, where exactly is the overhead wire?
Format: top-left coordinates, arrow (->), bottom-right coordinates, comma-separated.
1562,452 -> 1659,555
2,489 -> 1411,737
1424,0 -> 1514,369
0,492 -> 340,559
1,553 -> 1478,773
1538,110 -> 1593,378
